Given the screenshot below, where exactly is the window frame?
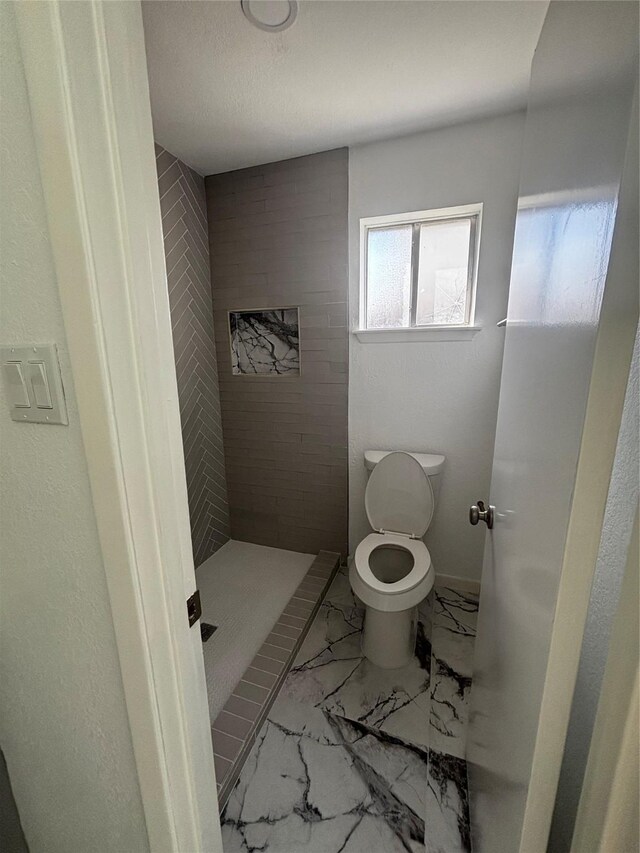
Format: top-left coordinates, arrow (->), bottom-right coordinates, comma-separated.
358,203 -> 483,340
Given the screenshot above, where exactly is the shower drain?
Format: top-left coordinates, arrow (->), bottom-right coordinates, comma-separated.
200,622 -> 218,642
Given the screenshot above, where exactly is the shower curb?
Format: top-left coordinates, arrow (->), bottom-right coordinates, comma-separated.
211,549 -> 341,810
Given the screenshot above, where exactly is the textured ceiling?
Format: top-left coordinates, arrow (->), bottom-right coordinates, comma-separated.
142,0 -> 548,176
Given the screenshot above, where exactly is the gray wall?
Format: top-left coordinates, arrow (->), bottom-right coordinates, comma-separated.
155,144 -> 230,566
205,148 -> 349,556
1,5 -> 149,849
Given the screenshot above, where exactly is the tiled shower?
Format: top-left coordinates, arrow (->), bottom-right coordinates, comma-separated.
205,148 -> 349,556
156,144 -> 349,566
155,143 -> 230,565
155,143 -> 350,812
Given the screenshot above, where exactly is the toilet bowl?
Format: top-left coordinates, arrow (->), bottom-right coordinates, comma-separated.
350,450 -> 443,669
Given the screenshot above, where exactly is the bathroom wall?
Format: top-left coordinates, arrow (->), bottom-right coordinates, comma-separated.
205,148 -> 349,556
155,144 -> 230,566
0,5 -> 149,850
349,113 -> 525,581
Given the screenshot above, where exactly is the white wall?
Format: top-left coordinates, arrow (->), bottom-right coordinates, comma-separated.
348,113 -> 525,581
0,5 -> 149,851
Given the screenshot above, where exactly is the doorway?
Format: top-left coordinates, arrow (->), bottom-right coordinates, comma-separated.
6,3 -> 638,853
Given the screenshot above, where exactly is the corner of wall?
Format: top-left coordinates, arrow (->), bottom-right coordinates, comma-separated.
155,143 -> 230,566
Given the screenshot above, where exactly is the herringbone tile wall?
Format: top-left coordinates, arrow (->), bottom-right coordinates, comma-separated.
155,143 -> 230,566
205,148 -> 349,556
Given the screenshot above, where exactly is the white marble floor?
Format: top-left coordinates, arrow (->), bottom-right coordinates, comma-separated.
429,588 -> 477,761
280,568 -> 433,748
221,566 -> 479,853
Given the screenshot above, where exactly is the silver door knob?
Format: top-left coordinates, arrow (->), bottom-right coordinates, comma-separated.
469,500 -> 494,529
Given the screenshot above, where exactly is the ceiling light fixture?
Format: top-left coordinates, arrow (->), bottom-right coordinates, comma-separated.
241,0 -> 298,33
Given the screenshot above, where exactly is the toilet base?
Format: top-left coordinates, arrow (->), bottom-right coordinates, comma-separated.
361,605 -> 417,669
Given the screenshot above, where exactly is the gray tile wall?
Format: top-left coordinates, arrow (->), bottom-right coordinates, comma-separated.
205,149 -> 349,556
155,144 -> 230,566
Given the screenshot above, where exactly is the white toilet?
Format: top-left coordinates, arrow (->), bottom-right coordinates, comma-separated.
349,450 -> 445,669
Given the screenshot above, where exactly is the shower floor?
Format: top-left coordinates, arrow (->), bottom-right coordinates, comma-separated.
197,540 -> 316,722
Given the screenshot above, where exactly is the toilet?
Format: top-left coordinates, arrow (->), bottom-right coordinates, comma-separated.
349,450 -> 445,669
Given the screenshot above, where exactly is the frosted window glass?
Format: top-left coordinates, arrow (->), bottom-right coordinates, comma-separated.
416,219 -> 471,325
366,226 -> 412,329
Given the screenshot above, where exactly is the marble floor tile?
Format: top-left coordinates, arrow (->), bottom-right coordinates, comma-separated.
424,749 -> 471,853
221,696 -> 430,852
429,588 -> 478,759
220,568 -> 477,853
432,587 -> 478,664
279,568 -> 433,748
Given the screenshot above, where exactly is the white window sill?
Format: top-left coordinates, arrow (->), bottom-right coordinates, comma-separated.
353,326 -> 482,343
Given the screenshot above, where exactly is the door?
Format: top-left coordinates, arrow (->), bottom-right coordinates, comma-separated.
467,3 -> 639,852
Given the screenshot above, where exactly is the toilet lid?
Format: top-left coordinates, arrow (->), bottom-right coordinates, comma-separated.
365,451 -> 434,537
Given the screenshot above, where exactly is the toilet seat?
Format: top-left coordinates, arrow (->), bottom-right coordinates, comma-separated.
351,452 -> 437,613
355,532 -> 431,594
365,451 -> 434,538
351,532 -> 434,613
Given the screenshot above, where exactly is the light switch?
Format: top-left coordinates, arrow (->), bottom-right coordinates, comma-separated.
1,343 -> 68,424
3,362 -> 31,408
27,361 -> 53,408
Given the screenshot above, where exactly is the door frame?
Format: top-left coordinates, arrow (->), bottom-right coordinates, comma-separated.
14,2 -> 222,851
571,512 -> 639,853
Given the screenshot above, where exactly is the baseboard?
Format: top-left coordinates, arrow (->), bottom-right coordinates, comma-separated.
435,572 -> 481,595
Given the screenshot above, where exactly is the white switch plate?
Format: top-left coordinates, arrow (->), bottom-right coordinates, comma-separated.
1,343 -> 68,424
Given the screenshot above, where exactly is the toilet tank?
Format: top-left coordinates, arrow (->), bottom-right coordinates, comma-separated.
364,450 -> 446,503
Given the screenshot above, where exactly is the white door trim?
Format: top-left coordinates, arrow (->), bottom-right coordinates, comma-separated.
570,512 -> 639,853
14,3 -> 221,851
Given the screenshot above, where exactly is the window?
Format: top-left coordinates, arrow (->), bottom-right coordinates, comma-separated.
359,204 -> 482,339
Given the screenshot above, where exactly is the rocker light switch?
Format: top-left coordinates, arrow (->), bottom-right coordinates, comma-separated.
27,361 -> 53,409
1,343 -> 68,424
3,362 -> 30,408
